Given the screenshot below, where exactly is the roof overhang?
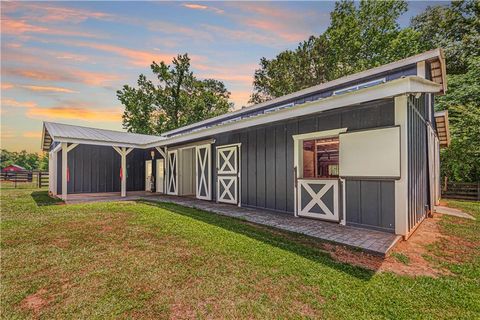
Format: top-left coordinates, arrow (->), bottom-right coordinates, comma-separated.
162,48 -> 447,137
41,123 -> 163,151
434,110 -> 450,147
145,76 -> 442,148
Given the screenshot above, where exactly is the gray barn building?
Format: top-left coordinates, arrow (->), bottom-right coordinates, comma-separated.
42,49 -> 450,238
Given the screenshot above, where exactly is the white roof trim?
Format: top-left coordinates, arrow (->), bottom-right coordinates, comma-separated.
163,48 -> 445,136
145,76 -> 441,148
41,76 -> 441,150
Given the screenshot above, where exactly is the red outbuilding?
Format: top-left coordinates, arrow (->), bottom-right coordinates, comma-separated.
2,164 -> 27,173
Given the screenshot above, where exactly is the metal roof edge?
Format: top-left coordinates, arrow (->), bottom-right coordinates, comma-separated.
162,48 -> 444,136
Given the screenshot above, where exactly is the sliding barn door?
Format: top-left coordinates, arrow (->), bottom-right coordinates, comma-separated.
216,145 -> 239,204
195,144 -> 211,200
167,150 -> 178,195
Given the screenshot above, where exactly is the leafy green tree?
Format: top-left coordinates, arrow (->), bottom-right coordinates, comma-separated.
410,0 -> 480,74
118,54 -> 232,134
0,149 -> 47,171
250,0 -> 422,103
436,57 -> 480,182
117,75 -> 157,135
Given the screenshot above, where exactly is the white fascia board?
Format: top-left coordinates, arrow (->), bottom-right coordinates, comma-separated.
145,76 -> 441,148
162,49 -> 443,137
54,137 -> 144,149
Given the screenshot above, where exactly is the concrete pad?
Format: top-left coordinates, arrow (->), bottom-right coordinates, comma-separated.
435,206 -> 476,220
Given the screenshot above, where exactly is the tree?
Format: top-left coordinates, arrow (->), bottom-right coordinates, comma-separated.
436,57 -> 480,182
250,0 -> 422,103
118,54 -> 233,134
0,149 -> 48,171
410,0 -> 480,75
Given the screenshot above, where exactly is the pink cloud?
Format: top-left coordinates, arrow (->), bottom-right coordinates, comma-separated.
26,106 -> 122,122
2,2 -> 113,24
243,19 -> 309,43
4,67 -> 121,86
182,3 -> 224,14
1,83 -> 14,90
1,18 -> 98,38
69,41 -> 174,67
1,98 -> 37,108
22,85 -> 77,93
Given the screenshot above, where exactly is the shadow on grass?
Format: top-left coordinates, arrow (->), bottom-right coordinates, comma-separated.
31,191 -> 64,206
139,199 -> 375,281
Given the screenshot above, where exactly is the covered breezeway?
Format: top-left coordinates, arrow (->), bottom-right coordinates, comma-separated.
42,122 -> 168,201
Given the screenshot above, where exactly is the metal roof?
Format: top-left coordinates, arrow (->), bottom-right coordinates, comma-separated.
162,48 -> 446,137
434,110 -> 451,147
42,122 -> 165,151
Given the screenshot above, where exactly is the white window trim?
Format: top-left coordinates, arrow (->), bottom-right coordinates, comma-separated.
293,128 -> 347,219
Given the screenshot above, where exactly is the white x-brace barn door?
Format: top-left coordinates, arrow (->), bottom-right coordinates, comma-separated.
195,144 -> 211,200
216,145 -> 239,204
297,179 -> 339,221
167,150 -> 178,195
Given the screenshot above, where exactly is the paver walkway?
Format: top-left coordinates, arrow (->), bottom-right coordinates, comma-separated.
147,195 -> 400,256
65,192 -> 400,256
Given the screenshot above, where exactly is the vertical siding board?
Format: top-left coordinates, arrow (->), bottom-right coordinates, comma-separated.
256,128 -> 266,208
57,152 -> 62,194
240,132 -> 249,206
275,125 -> 287,212
265,126 -> 276,209
345,181 -> 361,224
248,130 -> 257,206
286,121 -> 298,212
407,95 -> 429,231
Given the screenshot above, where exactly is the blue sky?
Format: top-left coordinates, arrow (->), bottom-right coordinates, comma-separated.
1,1 -> 447,152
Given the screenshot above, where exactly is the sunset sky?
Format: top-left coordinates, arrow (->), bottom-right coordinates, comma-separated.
1,1 -> 443,152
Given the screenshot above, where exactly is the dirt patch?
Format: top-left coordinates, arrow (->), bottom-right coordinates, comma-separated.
301,213 -> 473,277
21,288 -> 52,314
379,214 -> 449,277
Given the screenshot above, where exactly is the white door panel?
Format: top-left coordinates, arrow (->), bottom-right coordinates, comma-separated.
167,150 -> 178,195
196,144 -> 211,200
297,179 -> 339,221
216,145 -> 239,205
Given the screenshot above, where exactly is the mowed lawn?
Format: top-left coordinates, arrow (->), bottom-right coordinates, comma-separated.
1,189 -> 479,319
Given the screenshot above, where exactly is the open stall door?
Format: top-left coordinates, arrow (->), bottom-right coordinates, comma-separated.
167,150 -> 178,195
216,145 -> 240,205
195,144 -> 211,200
156,158 -> 164,193
145,160 -> 152,191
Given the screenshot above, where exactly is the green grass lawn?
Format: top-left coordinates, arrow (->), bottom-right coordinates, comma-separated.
1,188 -> 479,319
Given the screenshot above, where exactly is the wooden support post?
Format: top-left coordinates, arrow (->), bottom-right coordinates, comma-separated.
61,142 -> 68,200
113,146 -> 134,197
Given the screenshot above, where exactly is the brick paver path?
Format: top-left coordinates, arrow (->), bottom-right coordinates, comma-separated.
148,195 -> 400,256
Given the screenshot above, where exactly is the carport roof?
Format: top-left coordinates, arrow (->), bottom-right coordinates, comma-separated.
42,122 -> 165,151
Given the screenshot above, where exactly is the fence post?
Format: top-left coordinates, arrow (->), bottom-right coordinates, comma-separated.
38,172 -> 42,188
14,173 -> 17,188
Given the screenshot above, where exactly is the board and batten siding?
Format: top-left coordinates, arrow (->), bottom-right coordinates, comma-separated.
56,144 -> 158,194
407,94 -> 430,230
212,98 -> 396,231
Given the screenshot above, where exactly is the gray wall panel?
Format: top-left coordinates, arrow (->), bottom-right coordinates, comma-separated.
248,130 -> 257,206
256,128 -> 266,208
275,124 -> 287,212
265,126 -> 276,209
211,98 -> 397,230
346,180 -> 395,232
